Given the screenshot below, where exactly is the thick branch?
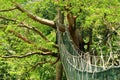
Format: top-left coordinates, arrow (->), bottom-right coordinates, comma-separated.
0,7 -> 17,12
2,51 -> 58,58
13,2 -> 56,29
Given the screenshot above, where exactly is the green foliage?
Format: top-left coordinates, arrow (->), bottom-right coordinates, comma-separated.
0,60 -> 10,79
54,0 -> 120,58
0,0 -> 57,79
0,0 -> 120,79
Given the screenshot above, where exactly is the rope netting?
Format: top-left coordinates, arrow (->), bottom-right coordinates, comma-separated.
57,25 -> 120,80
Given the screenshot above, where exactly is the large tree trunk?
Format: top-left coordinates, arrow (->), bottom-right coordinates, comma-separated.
56,61 -> 63,80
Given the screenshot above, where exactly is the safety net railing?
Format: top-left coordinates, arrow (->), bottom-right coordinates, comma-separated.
57,26 -> 120,80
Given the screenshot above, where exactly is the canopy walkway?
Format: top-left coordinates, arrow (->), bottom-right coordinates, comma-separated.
57,27 -> 120,80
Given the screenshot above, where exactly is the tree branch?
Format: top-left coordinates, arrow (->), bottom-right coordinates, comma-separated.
51,56 -> 60,65
0,16 -> 17,22
31,61 -> 50,69
18,22 -> 59,48
2,51 -> 58,58
38,47 -> 52,52
28,60 -> 53,72
0,7 -> 17,12
8,30 -> 33,44
0,16 -> 58,48
0,16 -> 50,42
18,22 -> 50,42
13,2 -> 56,29
56,8 -> 65,32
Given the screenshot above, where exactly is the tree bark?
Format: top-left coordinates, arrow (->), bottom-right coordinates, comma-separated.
56,61 -> 63,80
55,8 -> 64,80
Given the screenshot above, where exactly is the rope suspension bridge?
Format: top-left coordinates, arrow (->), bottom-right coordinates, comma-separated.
57,26 -> 120,80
